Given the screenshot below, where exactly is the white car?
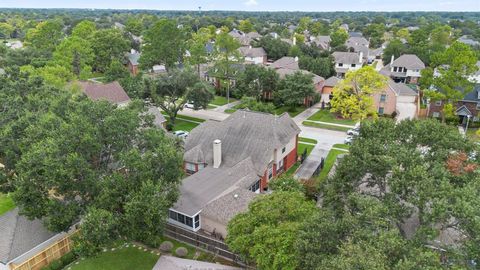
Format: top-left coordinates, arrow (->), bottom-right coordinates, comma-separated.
347,128 -> 360,136
184,102 -> 195,109
173,130 -> 189,139
344,135 -> 354,145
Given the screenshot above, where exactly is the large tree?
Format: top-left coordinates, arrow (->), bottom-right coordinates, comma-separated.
187,28 -> 212,76
330,28 -> 348,49
382,39 -> 408,64
330,66 -> 388,120
52,36 -> 94,78
91,28 -> 129,72
25,19 -> 63,52
277,71 -> 316,108
253,36 -> 290,61
141,19 -> 186,70
299,56 -> 335,78
227,191 -> 317,270
235,65 -> 279,100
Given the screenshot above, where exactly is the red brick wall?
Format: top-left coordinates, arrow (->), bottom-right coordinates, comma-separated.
128,63 -> 138,76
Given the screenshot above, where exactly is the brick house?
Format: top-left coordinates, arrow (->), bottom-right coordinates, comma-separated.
380,54 -> 425,84
428,84 -> 480,124
374,80 -> 419,120
320,76 -> 340,103
169,110 -> 300,237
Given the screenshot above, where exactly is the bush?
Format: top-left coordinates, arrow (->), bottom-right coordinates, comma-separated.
175,247 -> 188,257
41,252 -> 77,270
160,241 -> 174,252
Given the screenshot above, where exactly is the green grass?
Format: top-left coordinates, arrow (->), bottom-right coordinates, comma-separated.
171,119 -> 200,132
69,245 -> 159,270
224,108 -> 237,114
307,110 -> 357,126
299,137 -> 318,144
0,193 -> 15,216
302,121 -> 350,132
161,112 -> 205,123
274,106 -> 307,117
332,144 -> 350,150
285,162 -> 300,176
207,105 -> 217,110
210,95 -> 236,106
466,128 -> 479,142
298,143 -> 315,156
316,149 -> 348,182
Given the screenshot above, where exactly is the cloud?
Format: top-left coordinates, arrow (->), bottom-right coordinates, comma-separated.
245,0 -> 258,6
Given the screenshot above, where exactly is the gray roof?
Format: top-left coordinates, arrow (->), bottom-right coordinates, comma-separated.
346,36 -> 369,47
246,32 -> 262,39
275,68 -> 324,85
270,56 -> 299,70
78,81 -> 131,105
462,84 -> 480,102
152,255 -> 241,270
239,47 -> 267,58
202,187 -> 260,225
127,52 -> 141,66
324,76 -> 340,87
387,80 -> 418,96
349,32 -> 363,38
391,54 -> 425,70
332,51 -> 362,65
458,35 -> 480,46
184,110 -> 300,174
173,158 -> 259,216
146,107 -> 167,127
316,35 -> 331,43
0,208 -> 57,264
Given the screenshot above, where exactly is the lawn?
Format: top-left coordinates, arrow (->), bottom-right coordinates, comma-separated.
316,149 -> 348,183
210,95 -> 236,106
171,119 -> 200,132
298,143 -> 315,156
285,162 -> 300,176
274,106 -> 307,117
332,143 -> 350,150
224,108 -> 237,114
307,110 -> 357,126
161,112 -> 205,123
466,128 -> 479,142
299,137 -> 318,144
0,193 -> 15,216
69,245 -> 159,270
302,121 -> 350,132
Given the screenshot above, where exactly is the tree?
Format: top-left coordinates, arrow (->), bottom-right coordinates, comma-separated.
330,66 -> 388,120
382,39 -> 408,64
150,69 -> 213,125
25,20 -> 63,52
91,29 -> 129,72
277,71 -> 316,108
20,64 -> 74,88
0,22 -> 14,40
104,59 -> 130,82
330,28 -> 348,48
254,36 -> 290,61
71,20 -> 96,40
187,28 -> 211,75
238,19 -> 254,33
52,36 -> 94,78
395,28 -> 410,40
422,41 -> 478,121
226,191 -> 317,270
235,65 -> 279,100
316,118 -> 480,266
299,56 -> 334,78
141,19 -> 186,70
269,175 -> 305,193
125,17 -> 143,36
363,23 -> 385,48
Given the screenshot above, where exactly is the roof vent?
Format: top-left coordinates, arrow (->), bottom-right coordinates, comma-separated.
234,194 -> 239,199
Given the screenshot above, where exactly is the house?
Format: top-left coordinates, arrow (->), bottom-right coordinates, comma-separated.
239,46 -> 267,65
346,36 -> 369,48
332,51 -> 364,77
374,80 -> 419,121
312,35 -> 331,50
457,35 -> 480,47
269,56 -> 299,70
169,110 -> 300,237
152,256 -> 241,270
320,76 -> 340,103
380,54 -> 425,84
348,32 -> 363,38
468,61 -> 480,83
0,208 -> 75,270
77,81 -> 131,107
126,50 -> 140,75
428,84 -> 480,124
145,107 -> 167,129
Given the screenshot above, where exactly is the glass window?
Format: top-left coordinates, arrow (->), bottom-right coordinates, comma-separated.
186,217 -> 193,227
169,210 -> 176,220
194,215 -> 200,228
338,63 -> 343,67
433,112 -> 440,118
282,147 -> 286,153
378,107 -> 384,115
185,163 -> 196,174
476,103 -> 480,110
351,63 -> 356,67
380,94 -> 386,102
177,213 -> 185,224
249,180 -> 260,192
435,101 -> 442,106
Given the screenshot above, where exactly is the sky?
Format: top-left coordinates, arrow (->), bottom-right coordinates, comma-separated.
0,0 -> 479,12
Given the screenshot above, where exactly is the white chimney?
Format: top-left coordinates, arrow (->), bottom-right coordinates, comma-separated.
293,36 -> 297,46
390,55 -> 395,65
294,56 -> 299,62
213,139 -> 222,168
359,52 -> 363,63
274,32 -> 278,39
130,49 -> 136,54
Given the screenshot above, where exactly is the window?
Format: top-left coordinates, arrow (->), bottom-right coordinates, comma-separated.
435,101 -> 442,106
268,164 -> 273,179
477,103 -> 480,110
278,159 -> 284,172
249,180 -> 261,192
169,210 -> 196,229
197,163 -> 205,170
433,112 -> 440,118
338,63 -> 343,67
351,63 -> 356,67
185,163 -> 196,174
282,147 -> 286,154
378,107 -> 384,115
380,94 -> 386,102
393,67 -> 398,72
185,217 -> 193,227
194,215 -> 200,228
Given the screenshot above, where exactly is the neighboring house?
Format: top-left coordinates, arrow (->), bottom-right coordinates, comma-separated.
312,35 -> 331,50
5,41 -> 23,50
169,110 -> 300,237
152,256 -> 241,270
348,32 -> 363,38
428,84 -> 480,124
374,80 -> 419,120
457,35 -> 480,47
269,56 -> 299,70
332,51 -> 364,77
468,61 -> 480,83
126,50 -> 140,75
228,30 -> 261,48
346,36 -> 369,48
239,46 -> 267,65
340,24 -> 349,32
145,106 -> 167,129
380,54 -> 425,84
77,81 -> 131,107
0,208 -> 75,270
320,76 -> 340,103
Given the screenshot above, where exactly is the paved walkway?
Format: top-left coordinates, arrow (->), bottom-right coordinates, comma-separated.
211,100 -> 241,113
294,145 -> 328,180
293,103 -> 321,124
458,125 -> 466,137
303,119 -> 355,128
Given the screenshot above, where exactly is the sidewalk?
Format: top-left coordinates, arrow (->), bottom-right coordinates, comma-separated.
303,119 -> 355,128
211,100 -> 241,113
294,145 -> 328,180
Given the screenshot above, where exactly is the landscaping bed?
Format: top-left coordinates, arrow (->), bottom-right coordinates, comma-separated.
307,110 -> 356,126
466,128 -> 479,142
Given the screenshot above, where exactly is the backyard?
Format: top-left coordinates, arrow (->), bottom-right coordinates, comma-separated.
0,193 -> 15,215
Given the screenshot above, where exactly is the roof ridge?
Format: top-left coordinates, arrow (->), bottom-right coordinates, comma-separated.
6,209 -> 20,262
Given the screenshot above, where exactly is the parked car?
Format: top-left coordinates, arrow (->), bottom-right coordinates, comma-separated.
344,135 -> 354,145
347,128 -> 359,136
184,102 -> 195,109
173,130 -> 189,139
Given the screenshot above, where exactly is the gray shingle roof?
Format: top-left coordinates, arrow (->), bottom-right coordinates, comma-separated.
324,76 -> 340,87
153,255 -> 241,270
346,36 -> 369,47
202,187 -> 260,225
387,80 -> 418,96
332,51 -> 362,65
391,54 -> 425,70
146,107 -> 167,127
0,208 -> 57,264
270,56 -> 299,70
462,84 -> 480,102
246,32 -> 262,39
184,110 -> 300,174
127,52 -> 140,66
275,68 -> 324,85
239,47 -> 267,58
173,157 -> 259,216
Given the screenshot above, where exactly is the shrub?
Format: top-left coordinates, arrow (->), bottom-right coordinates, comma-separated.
175,247 -> 188,257
41,252 -> 77,270
159,241 -> 174,252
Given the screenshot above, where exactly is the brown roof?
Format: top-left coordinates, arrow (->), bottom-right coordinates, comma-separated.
77,81 -> 131,105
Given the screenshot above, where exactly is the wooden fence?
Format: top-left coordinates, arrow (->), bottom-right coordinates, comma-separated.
10,233 -> 73,270
164,223 -> 249,267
